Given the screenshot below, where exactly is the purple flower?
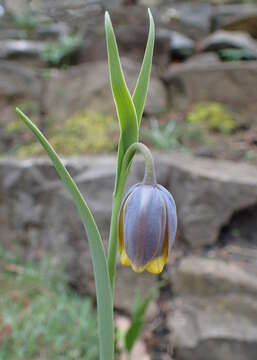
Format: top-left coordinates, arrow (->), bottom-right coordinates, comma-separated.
118,183 -> 177,274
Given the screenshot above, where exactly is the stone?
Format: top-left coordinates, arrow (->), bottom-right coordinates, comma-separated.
197,30 -> 257,55
0,40 -> 46,59
169,30 -> 195,60
36,22 -> 71,40
171,256 -> 257,298
168,254 -> 257,360
0,61 -> 40,99
45,60 -> 167,121
0,2 -> 4,17
156,1 -> 212,38
169,297 -> 257,360
115,25 -> 171,66
223,12 -> 257,39
210,4 -> 257,36
163,61 -> 257,123
186,52 -> 220,65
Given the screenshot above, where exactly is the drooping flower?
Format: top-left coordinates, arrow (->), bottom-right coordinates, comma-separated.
118,181 -> 177,274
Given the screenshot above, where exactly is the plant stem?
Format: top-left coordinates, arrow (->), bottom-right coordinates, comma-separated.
108,191 -> 122,293
122,142 -> 156,185
107,142 -> 156,294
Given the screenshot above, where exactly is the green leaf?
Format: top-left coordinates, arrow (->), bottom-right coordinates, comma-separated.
124,289 -> 153,353
105,11 -> 139,191
16,108 -> 114,360
133,9 -> 155,125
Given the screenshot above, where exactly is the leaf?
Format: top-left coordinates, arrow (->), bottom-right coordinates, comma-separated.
105,11 -> 139,191
124,289 -> 153,353
16,108 -> 114,360
133,9 -> 155,125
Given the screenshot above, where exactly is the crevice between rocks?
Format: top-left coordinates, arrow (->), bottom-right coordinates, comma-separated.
218,203 -> 257,248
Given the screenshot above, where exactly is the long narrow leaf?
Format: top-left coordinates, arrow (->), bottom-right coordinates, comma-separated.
125,290 -> 153,353
132,9 -> 155,125
16,108 -> 114,360
105,11 -> 138,189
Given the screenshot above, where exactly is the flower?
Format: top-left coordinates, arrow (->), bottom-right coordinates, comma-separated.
118,182 -> 177,274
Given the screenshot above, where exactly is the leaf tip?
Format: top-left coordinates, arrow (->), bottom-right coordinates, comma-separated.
16,107 -> 24,119
148,8 -> 154,28
105,11 -> 111,27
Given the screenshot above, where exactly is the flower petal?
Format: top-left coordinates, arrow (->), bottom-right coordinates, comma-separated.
158,185 -> 177,254
146,211 -> 169,274
118,183 -> 141,254
123,185 -> 166,267
120,249 -> 131,266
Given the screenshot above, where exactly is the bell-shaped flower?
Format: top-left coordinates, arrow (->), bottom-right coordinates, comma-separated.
118,177 -> 177,274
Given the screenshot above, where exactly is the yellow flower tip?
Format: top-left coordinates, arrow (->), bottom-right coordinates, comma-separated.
131,263 -> 145,273
120,248 -> 166,274
120,250 -> 131,267
145,256 -> 166,274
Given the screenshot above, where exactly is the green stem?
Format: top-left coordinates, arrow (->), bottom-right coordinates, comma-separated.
107,142 -> 156,293
122,142 -> 156,185
108,191 -> 122,292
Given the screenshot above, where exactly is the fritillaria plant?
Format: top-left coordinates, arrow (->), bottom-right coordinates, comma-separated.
16,9 -> 177,360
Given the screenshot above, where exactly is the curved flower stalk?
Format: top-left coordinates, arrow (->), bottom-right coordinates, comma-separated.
118,143 -> 177,274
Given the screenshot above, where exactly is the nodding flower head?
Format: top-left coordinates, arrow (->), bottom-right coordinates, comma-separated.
118,181 -> 177,274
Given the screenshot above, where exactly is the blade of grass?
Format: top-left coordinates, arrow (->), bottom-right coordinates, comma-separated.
16,107 -> 114,360
132,8 -> 155,125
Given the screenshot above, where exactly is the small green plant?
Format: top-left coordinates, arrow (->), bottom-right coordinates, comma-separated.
12,14 -> 38,31
0,250 -> 98,360
144,118 -> 206,150
41,34 -> 83,67
218,48 -> 257,62
144,119 -> 180,150
187,102 -> 236,134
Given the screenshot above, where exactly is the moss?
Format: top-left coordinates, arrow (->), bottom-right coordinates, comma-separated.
187,102 -> 236,134
18,111 -> 118,156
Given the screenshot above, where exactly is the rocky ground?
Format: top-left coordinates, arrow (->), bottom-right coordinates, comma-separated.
0,0 -> 256,162
0,155 -> 256,359
0,0 -> 257,359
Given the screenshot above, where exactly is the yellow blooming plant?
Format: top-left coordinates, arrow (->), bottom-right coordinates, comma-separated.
16,9 -> 177,360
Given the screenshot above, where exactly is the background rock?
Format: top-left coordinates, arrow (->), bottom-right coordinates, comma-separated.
0,61 -> 40,99
0,40 -> 46,59
197,30 -> 257,55
164,61 -> 257,124
45,60 -> 167,121
222,12 -> 257,39
168,254 -> 257,360
171,256 -> 257,297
